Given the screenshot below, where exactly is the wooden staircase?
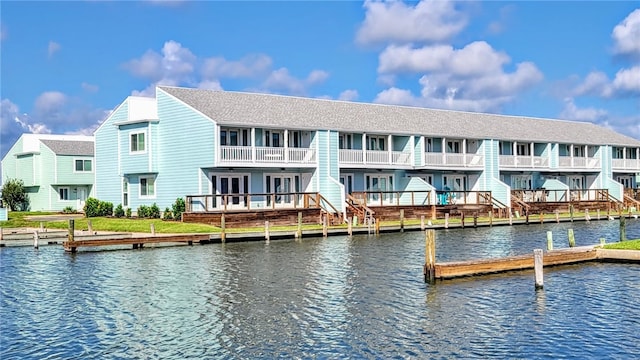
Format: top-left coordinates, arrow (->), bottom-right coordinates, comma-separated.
346,194 -> 375,224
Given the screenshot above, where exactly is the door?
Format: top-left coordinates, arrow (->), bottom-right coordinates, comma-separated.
365,174 -> 393,204
77,187 -> 88,210
617,176 -> 632,189
211,174 -> 249,210
266,174 -> 300,207
340,174 -> 353,195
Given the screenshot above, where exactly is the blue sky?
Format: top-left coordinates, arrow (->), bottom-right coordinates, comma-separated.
1,1 -> 639,159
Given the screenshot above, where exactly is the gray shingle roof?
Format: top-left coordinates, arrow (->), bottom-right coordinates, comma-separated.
40,140 -> 94,156
159,86 -> 640,147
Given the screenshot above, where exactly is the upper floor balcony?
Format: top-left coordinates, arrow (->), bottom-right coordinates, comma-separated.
218,145 -> 316,167
338,132 -> 413,168
499,155 -> 549,169
558,155 -> 600,169
339,149 -> 412,168
612,158 -> 640,171
424,152 -> 484,168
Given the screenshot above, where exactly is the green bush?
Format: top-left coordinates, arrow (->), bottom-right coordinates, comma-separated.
163,207 -> 173,220
84,197 -> 113,217
137,205 -> 150,218
172,197 -> 185,220
125,207 -> 132,218
62,206 -> 76,214
114,204 -> 125,218
1,178 -> 30,211
149,203 -> 160,219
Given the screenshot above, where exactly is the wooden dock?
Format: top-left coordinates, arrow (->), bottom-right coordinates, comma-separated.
63,234 -> 211,252
430,246 -> 640,280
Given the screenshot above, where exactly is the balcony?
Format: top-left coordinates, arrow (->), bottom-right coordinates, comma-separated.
424,152 -> 484,168
558,156 -> 601,169
218,146 -> 316,167
612,158 -> 640,171
339,149 -> 412,168
499,155 -> 549,169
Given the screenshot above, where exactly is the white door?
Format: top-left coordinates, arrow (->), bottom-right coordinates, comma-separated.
340,174 -> 353,195
266,174 -> 300,207
617,176 -> 632,188
365,174 -> 393,204
77,187 -> 88,210
211,174 -> 249,210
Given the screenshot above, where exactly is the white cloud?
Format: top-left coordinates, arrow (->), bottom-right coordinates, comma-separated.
356,0 -> 467,45
559,98 -> 608,123
378,41 -> 510,76
260,68 -> 329,96
201,54 -> 272,79
34,91 -> 67,115
1,99 -> 52,157
48,41 -> 61,58
338,89 -> 359,101
197,80 -> 223,91
611,65 -> 640,95
612,9 -> 640,57
571,66 -> 640,98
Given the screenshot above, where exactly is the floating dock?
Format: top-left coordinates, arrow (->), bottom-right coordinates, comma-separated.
62,234 -> 211,252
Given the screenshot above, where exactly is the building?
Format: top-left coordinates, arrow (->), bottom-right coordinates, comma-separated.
94,86 -> 640,221
1,134 -> 95,211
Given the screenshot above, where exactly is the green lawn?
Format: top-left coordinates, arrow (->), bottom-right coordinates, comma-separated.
602,239 -> 640,250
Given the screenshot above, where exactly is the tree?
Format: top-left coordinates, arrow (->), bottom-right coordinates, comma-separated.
1,178 -> 29,211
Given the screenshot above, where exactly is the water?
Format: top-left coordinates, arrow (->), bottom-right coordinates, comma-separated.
1,220 -> 640,359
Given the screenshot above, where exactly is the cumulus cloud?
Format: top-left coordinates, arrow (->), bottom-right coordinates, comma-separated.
356,0 -> 467,45
260,68 -> 329,96
338,89 -> 359,101
48,41 -> 61,58
34,91 -> 67,115
611,65 -> 640,95
612,8 -> 640,58
201,54 -> 272,79
559,98 -> 609,123
81,82 -> 99,93
571,66 -> 640,98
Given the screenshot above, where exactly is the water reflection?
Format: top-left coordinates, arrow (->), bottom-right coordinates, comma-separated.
1,219 -> 639,359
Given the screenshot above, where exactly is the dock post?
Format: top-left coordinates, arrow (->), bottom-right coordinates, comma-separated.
473,212 -> 478,228
296,212 -> 302,239
265,220 -> 270,242
597,209 -> 601,221
220,214 -> 226,243
526,212 -> 529,225
33,231 -> 39,249
322,216 -> 328,238
568,229 -> 575,247
420,215 -> 425,231
88,219 -> 92,234
461,212 -> 465,229
546,231 -> 553,251
444,214 -> 449,229
585,209 -> 590,222
347,217 -> 353,236
40,222 -> 44,232
620,217 -> 626,242
509,212 -> 513,226
424,229 -> 436,284
400,209 -> 404,232
539,212 -> 544,224
570,205 -> 574,222
68,219 -> 76,253
0,227 -> 3,241
375,218 -> 380,235
488,211 -> 493,227
150,223 -> 156,236
534,249 -> 544,290
431,205 -> 436,221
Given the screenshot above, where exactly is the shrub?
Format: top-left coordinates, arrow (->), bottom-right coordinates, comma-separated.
98,201 -> 113,217
114,204 -> 125,218
163,207 -> 173,220
125,207 -> 132,218
137,205 -> 150,218
1,178 -> 30,211
149,203 -> 160,219
84,197 -> 114,217
62,206 -> 76,214
172,197 -> 185,221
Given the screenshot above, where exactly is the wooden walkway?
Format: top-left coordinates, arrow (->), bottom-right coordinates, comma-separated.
63,234 -> 211,252
430,246 -> 640,280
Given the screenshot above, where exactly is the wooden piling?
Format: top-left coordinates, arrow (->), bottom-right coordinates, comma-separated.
597,209 -> 601,220
220,214 -> 226,243
585,209 -> 590,222
420,215 -> 425,231
570,205 -> 574,222
534,249 -> 544,290
620,217 -> 626,242
526,212 -> 530,225
473,213 -> 478,228
444,214 -> 449,229
33,231 -> 39,249
375,218 -> 380,235
150,223 -> 156,236
489,211 -> 493,227
400,209 -> 405,232
546,231 -> 553,251
265,220 -> 270,242
568,228 -> 575,248
424,229 -> 436,284
461,212 -> 465,229
555,210 -> 560,223
87,219 -> 92,234
347,217 -> 353,236
431,205 -> 436,220
539,212 -> 544,224
40,222 -> 44,232
0,227 -> 3,241
509,212 -> 513,226
322,216 -> 328,238
67,219 -> 76,253
296,212 -> 302,239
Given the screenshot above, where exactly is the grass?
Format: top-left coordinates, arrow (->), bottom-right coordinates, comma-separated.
602,239 -> 640,250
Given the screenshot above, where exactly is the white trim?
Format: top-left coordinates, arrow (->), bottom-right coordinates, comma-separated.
113,119 -> 159,126
148,125 -> 153,172
58,186 -> 70,201
73,157 -> 93,173
129,130 -> 147,154
139,175 -> 156,199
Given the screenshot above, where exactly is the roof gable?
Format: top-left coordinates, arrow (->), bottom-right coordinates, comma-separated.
40,140 -> 94,156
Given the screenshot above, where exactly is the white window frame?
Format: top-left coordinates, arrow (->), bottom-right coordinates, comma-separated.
139,176 -> 156,198
516,144 -> 529,156
446,140 -> 461,154
511,175 -> 533,190
122,179 -> 129,207
130,131 -> 147,154
74,158 -> 93,173
340,173 -> 354,194
264,130 -> 284,148
220,127 -> 250,146
339,133 -> 353,150
425,138 -> 434,153
367,135 -> 386,151
59,187 -> 70,201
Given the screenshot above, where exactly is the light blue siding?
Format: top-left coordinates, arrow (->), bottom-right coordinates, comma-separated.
119,123 -> 151,175
95,101 -> 128,206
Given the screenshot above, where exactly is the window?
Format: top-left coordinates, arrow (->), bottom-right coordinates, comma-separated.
220,128 -> 250,146
59,187 -> 69,200
130,132 -> 146,153
140,176 -> 155,197
516,144 -> 529,156
425,138 -> 434,152
264,130 -> 283,147
122,179 -> 129,207
75,159 -> 92,172
339,134 -> 353,149
573,145 -> 585,157
446,140 -> 461,153
367,135 -> 386,151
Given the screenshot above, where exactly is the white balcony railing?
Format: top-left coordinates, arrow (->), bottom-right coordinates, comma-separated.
339,149 -> 412,166
424,152 -> 484,167
219,146 -> 316,165
558,156 -> 600,169
499,155 -> 549,168
612,158 -> 640,171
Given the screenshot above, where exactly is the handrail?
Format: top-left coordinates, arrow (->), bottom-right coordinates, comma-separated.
624,194 -> 640,208
346,193 -> 375,221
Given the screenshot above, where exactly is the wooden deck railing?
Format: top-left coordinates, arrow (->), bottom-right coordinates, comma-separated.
511,189 -> 611,203
350,190 -> 491,207
186,192 -> 329,213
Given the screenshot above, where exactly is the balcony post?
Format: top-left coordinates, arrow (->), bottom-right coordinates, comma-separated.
530,142 -> 535,168
251,128 -> 256,163
462,139 -> 467,167
284,129 -> 289,163
388,134 -> 392,164
442,137 -> 446,165
363,133 -> 367,165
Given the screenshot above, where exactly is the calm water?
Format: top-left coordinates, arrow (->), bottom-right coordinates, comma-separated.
1,220 -> 640,359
